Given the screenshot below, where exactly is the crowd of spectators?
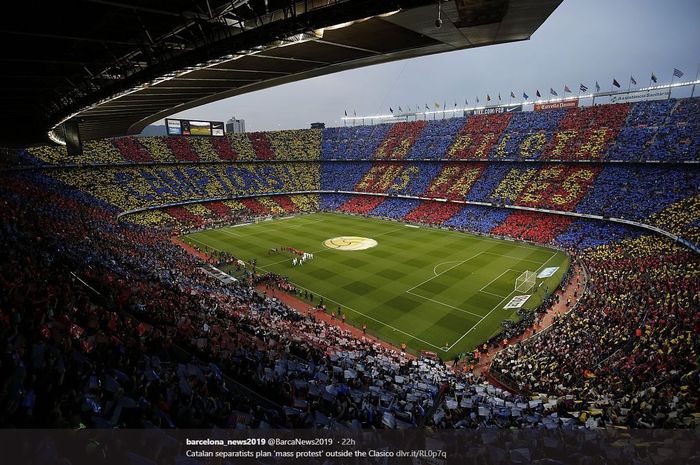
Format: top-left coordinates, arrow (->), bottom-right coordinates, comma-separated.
491,235 -> 698,428
1,96 -> 698,435
47,162 -> 320,213
491,211 -> 573,244
267,129 -> 321,160
554,218 -> 643,250
337,196 -> 387,215
0,171 -> 468,431
1,157 -> 697,432
406,117 -> 466,159
321,124 -> 391,160
648,195 -> 700,246
423,164 -> 485,200
543,103 -> 631,160
608,100 -> 675,161
491,109 -> 566,159
448,113 -> 513,159
366,197 -> 421,220
444,205 -> 512,234
576,166 -> 698,222
315,161 -> 698,248
651,98 -> 700,162
404,202 -> 464,226
34,156 -> 696,249
14,98 -> 700,168
373,121 -> 427,159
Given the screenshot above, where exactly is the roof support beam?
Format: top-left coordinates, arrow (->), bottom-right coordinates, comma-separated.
82,0 -> 211,20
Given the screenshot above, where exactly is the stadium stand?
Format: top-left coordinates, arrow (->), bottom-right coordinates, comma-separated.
491,235 -> 698,428
1,97 -> 698,430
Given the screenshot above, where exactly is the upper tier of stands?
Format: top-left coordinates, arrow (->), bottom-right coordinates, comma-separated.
322,98 -> 698,161
15,97 -> 700,166
22,129 -> 322,166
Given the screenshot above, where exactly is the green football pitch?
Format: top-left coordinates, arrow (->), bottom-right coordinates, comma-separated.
182,212 -> 569,359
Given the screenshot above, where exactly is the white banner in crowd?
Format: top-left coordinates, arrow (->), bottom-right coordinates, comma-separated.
504,295 -> 532,309
537,267 -> 560,279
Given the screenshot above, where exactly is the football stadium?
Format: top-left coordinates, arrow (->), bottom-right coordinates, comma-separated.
0,0 -> 699,463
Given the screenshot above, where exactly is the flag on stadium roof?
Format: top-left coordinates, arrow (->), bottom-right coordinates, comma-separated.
612,79 -> 620,88
353,109 -> 356,116
651,73 -> 658,83
476,96 -> 480,103
522,92 -> 529,99
398,106 -> 403,112
630,76 -> 637,85
536,90 -> 541,97
564,85 -> 571,93
434,102 -> 440,109
487,94 -> 491,101
465,98 -> 468,106
424,103 -> 429,110
580,83 -> 588,92
454,101 -> 457,107
510,91 -> 516,98
389,107 -> 393,113
550,88 -> 558,96
498,93 -> 501,101
344,110 -> 347,116
595,81 -> 600,92
673,68 -> 684,78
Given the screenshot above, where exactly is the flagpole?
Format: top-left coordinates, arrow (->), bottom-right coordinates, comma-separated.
692,62 -> 699,98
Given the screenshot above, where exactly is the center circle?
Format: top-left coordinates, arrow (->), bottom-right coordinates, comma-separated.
323,236 -> 378,251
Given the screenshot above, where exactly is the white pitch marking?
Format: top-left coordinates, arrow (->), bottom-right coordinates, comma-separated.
432,260 -> 464,277
186,236 -> 223,252
480,251 -> 543,264
447,251 -> 559,351
479,290 -> 508,299
406,290 -> 484,319
479,268 -> 517,292
406,252 -> 483,293
289,283 -> 447,351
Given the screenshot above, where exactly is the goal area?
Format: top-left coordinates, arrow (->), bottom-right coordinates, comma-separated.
515,270 -> 536,293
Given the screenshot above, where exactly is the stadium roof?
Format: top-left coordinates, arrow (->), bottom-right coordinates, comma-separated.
1,0 -> 561,145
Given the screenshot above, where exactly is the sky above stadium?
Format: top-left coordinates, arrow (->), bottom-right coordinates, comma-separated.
167,0 -> 700,132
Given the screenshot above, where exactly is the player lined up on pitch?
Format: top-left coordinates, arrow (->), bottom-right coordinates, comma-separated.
293,252 -> 314,266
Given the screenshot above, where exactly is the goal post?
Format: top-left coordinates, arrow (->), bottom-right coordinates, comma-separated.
515,270 -> 536,293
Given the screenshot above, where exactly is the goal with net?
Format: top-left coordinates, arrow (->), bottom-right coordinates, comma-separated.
515,270 -> 536,293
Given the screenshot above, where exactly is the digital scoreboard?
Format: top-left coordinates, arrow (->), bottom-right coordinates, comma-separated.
165,118 -> 225,137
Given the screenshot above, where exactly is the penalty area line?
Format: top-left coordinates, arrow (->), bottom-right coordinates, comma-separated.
446,251 -> 559,352
407,252 -> 483,293
479,268 -> 518,292
288,282 -> 448,352
406,290 -> 484,319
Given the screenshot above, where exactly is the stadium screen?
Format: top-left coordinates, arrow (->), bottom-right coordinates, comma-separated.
165,118 -> 225,137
